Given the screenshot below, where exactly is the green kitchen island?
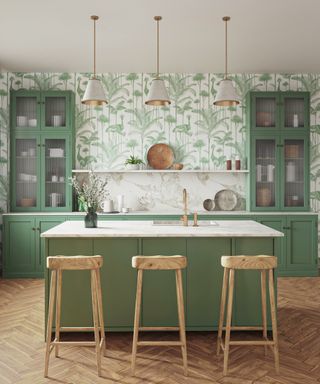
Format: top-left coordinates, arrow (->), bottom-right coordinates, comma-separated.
42,220 -> 283,331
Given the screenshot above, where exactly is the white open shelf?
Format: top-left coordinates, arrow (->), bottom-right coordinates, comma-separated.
72,169 -> 249,174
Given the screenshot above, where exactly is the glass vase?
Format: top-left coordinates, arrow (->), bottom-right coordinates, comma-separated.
84,209 -> 97,228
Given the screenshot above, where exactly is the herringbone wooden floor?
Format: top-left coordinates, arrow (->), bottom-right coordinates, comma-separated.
0,277 -> 319,384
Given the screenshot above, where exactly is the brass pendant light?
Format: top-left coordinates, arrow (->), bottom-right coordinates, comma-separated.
213,16 -> 240,107
145,16 -> 171,106
82,15 -> 107,106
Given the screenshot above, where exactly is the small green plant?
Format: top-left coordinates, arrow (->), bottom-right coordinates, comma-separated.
125,155 -> 144,165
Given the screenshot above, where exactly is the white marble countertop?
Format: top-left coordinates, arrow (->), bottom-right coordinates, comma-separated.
41,220 -> 284,238
3,210 -> 318,216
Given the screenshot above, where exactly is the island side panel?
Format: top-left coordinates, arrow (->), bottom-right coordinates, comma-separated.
141,238 -> 187,327
186,238 -> 232,329
232,237 -> 275,327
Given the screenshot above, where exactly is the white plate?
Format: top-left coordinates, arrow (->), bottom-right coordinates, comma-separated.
214,189 -> 238,211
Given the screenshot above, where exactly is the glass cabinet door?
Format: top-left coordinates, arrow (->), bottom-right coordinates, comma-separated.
14,138 -> 39,209
255,139 -> 277,208
283,95 -> 308,130
44,138 -> 67,209
283,139 -> 306,208
42,93 -> 69,129
254,96 -> 277,129
14,94 -> 40,130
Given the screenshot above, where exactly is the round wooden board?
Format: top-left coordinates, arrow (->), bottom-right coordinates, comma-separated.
147,144 -> 174,170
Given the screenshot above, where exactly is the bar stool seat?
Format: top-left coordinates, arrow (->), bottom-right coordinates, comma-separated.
217,255 -> 279,376
44,255 -> 106,377
131,255 -> 188,376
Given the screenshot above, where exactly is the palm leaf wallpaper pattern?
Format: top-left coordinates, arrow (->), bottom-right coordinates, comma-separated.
0,72 -> 319,256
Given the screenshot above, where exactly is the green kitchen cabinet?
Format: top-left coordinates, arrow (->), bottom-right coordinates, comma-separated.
284,215 -> 318,276
186,238 -> 231,328
3,215 -> 66,278
250,91 -> 309,132
256,214 -> 318,276
248,92 -> 310,211
141,238 -> 187,327
10,90 -> 74,212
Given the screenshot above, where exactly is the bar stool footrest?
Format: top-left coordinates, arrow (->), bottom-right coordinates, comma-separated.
137,341 -> 183,347
139,326 -> 180,331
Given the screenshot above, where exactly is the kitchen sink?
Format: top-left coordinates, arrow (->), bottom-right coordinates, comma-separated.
152,220 -> 219,226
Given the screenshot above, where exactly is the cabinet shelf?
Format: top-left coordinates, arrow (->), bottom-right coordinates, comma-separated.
72,169 -> 249,174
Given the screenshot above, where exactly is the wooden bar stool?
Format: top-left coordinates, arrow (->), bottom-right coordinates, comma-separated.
217,255 -> 279,376
131,255 -> 188,376
44,255 -> 106,378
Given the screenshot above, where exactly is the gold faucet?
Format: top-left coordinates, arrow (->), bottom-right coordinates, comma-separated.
181,188 -> 188,226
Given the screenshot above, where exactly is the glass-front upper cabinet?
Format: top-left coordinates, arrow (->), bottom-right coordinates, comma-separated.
283,137 -> 308,209
249,91 -> 310,212
253,137 -> 278,209
43,137 -> 69,209
251,92 -> 309,132
12,136 -> 40,210
11,91 -> 71,131
10,90 -> 74,212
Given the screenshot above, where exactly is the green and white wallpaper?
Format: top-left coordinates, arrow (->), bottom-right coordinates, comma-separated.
0,72 -> 319,253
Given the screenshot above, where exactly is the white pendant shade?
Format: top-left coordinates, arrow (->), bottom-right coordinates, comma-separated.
81,78 -> 107,106
145,78 -> 171,106
213,79 -> 240,107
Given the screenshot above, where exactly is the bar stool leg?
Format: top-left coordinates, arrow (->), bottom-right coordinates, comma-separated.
223,268 -> 235,376
217,267 -> 229,356
95,269 -> 107,357
131,269 -> 143,375
55,269 -> 62,358
268,269 -> 280,373
175,269 -> 188,376
44,270 -> 57,377
91,270 -> 102,376
261,270 -> 267,356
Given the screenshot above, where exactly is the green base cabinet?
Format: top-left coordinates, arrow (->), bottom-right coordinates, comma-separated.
256,214 -> 318,276
3,213 -> 318,278
3,215 -> 66,278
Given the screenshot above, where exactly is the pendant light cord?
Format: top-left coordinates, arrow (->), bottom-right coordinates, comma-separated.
154,16 -> 162,79
91,15 -> 99,79
224,16 -> 229,80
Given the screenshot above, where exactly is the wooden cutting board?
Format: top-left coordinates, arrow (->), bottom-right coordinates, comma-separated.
147,144 -> 174,170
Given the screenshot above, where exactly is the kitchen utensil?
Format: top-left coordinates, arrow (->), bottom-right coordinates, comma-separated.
51,115 -> 63,127
28,119 -> 37,127
214,189 -> 238,211
49,148 -> 64,157
51,174 -> 58,182
16,116 -> 27,127
285,145 -> 299,158
286,162 -> 295,182
203,199 -> 215,211
267,164 -> 275,182
257,188 -> 272,206
20,198 -> 35,207
117,195 -> 124,212
147,143 -> 174,170
102,199 -> 114,213
49,193 -> 62,207
171,163 -> 183,170
121,207 -> 129,213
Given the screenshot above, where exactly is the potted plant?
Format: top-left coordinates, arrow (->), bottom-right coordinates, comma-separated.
125,155 -> 144,170
70,172 -> 109,228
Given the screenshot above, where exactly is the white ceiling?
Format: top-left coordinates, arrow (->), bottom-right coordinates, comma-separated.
0,0 -> 319,73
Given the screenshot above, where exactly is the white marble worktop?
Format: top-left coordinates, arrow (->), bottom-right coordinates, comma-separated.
3,210 -> 318,216
41,220 -> 284,238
